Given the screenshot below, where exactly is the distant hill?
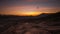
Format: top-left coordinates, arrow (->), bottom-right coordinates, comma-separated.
43,12 -> 60,20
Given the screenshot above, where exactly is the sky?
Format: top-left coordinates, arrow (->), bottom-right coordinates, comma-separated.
0,0 -> 60,16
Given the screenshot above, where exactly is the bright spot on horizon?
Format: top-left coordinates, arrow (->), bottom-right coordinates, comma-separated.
17,11 -> 42,16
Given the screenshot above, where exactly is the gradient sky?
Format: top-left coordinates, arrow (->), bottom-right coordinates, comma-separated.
0,0 -> 60,16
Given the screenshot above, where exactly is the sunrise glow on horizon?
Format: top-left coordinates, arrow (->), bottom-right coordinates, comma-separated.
0,0 -> 60,16
0,5 -> 59,16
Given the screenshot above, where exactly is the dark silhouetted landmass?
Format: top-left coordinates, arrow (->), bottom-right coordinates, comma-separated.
0,12 -> 60,34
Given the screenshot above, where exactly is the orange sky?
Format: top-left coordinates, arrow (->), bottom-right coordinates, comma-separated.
0,5 -> 60,16
0,0 -> 60,16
